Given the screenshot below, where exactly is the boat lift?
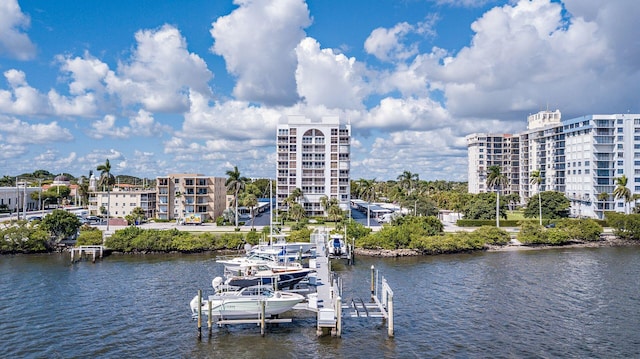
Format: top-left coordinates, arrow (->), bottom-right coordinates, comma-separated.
193,230 -> 394,338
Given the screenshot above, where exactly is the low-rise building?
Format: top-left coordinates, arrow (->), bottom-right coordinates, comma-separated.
156,174 -> 227,222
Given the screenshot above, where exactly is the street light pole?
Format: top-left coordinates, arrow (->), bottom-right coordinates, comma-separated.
23,182 -> 27,219
42,198 -> 50,218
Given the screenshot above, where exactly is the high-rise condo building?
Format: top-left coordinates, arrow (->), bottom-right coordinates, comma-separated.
467,110 -> 640,219
276,116 -> 351,217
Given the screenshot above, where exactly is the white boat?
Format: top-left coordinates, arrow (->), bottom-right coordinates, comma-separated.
189,285 -> 305,320
328,234 -> 346,256
216,253 -> 303,273
249,235 -> 316,258
223,264 -> 313,290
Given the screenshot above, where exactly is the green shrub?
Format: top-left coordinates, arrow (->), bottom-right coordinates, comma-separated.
289,228 -> 312,242
104,226 -> 144,251
555,219 -> 602,241
457,219 -> 544,227
77,229 -> 103,245
245,229 -> 261,244
472,226 -> 510,245
517,221 -> 548,244
545,228 -> 570,245
410,233 -> 485,254
173,234 -> 211,252
606,212 -> 640,240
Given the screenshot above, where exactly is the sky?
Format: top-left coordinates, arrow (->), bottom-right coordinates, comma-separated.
0,0 -> 639,182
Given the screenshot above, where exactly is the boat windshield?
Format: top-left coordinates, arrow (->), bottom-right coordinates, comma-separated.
240,287 -> 274,297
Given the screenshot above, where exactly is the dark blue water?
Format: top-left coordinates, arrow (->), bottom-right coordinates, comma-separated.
1,247 -> 639,358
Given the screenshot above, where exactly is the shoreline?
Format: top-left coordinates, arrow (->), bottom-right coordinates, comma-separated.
354,236 -> 640,257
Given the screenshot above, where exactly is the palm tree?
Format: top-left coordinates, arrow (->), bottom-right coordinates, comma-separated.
225,166 -> 248,227
288,202 -> 306,222
613,175 -> 632,214
97,159 -> 115,231
357,178 -> 377,226
530,170 -> 542,225
288,187 -> 304,204
397,171 -> 419,195
486,165 -> 508,227
242,193 -> 258,229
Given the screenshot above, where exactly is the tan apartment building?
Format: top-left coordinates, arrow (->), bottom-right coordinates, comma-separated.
156,174 -> 226,222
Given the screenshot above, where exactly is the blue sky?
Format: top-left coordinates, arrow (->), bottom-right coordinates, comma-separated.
1,0 -> 638,181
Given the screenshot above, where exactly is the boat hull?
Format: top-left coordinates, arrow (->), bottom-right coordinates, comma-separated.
190,291 -> 304,319
225,268 -> 312,290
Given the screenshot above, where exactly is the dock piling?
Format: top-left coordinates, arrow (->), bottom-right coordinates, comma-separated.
197,290 -> 202,339
370,265 -> 375,297
260,300 -> 266,336
207,300 -> 212,336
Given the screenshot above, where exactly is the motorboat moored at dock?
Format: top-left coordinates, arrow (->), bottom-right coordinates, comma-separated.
189,285 -> 305,320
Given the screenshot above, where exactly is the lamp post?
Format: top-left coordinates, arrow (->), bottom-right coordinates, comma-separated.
42,198 -> 50,218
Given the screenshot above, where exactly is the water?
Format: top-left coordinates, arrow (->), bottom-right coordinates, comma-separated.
1,247 -> 640,358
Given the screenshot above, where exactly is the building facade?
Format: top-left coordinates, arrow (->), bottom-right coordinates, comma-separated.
0,184 -> 40,214
89,189 -> 157,219
276,116 -> 351,217
155,174 -> 226,221
466,133 -> 520,195
468,110 -> 640,219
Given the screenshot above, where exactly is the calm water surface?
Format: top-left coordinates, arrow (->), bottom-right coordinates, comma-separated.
1,247 -> 639,358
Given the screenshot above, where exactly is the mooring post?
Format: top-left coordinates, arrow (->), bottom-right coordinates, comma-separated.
370,265 -> 375,298
70,249 -> 74,263
207,299 -> 212,335
260,300 -> 266,336
92,250 -> 96,263
197,290 -> 202,339
336,295 -> 342,337
388,292 -> 394,337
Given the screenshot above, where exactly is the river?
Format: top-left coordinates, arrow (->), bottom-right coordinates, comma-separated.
1,247 -> 639,358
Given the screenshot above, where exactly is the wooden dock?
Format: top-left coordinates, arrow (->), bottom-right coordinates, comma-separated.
70,245 -> 105,263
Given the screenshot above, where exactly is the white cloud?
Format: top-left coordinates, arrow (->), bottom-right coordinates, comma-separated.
295,38 -> 369,110
106,24 -> 213,113
359,97 -> 450,131
180,90 -> 284,141
365,22 -> 417,62
210,0 -> 311,106
88,110 -> 172,139
0,70 -> 49,115
418,0 -> 639,119
57,52 -> 110,96
0,115 -> 73,144
0,0 -> 36,60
